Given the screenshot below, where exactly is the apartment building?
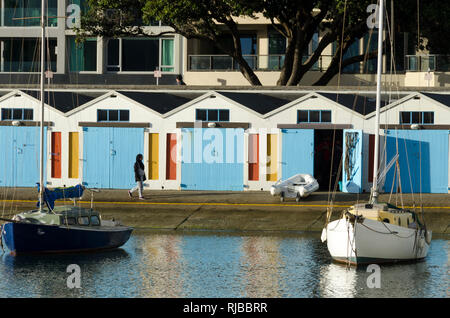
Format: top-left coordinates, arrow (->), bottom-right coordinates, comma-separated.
0,1 -> 448,87
0,0 -> 183,85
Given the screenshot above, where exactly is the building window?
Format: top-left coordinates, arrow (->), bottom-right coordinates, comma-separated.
2,38 -> 57,72
97,109 -> 130,122
68,36 -> 97,72
1,108 -> 33,120
123,38 -> 159,71
195,109 -> 230,122
362,31 -> 378,73
297,110 -> 332,123
161,39 -> 174,72
3,0 -> 58,26
107,39 -> 120,72
399,111 -> 434,124
268,30 -> 286,70
332,39 -> 360,73
107,37 -> 175,72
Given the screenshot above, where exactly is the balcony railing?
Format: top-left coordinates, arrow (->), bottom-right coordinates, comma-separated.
188,54 -> 337,72
405,55 -> 450,72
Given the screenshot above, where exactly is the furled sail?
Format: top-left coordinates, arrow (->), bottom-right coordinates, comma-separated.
36,184 -> 84,210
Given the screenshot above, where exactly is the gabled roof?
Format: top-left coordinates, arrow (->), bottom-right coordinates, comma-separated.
317,92 -> 393,116
162,90 -> 271,119
263,91 -> 372,119
365,91 -> 450,118
21,90 -> 100,113
218,91 -> 299,115
117,91 -> 203,114
420,92 -> 450,107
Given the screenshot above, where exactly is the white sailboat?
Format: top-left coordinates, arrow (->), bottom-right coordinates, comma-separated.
321,0 -> 432,265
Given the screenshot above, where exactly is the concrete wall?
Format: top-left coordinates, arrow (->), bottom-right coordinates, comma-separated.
184,71 -> 410,87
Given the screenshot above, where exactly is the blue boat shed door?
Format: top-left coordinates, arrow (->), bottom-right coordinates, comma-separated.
0,126 -> 47,187
181,128 -> 244,190
384,130 -> 449,193
83,127 -> 144,189
342,129 -> 363,193
281,129 -> 314,180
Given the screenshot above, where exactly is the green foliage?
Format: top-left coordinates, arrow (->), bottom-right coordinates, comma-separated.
75,0 -> 448,85
141,0 -> 260,40
76,0 -> 148,39
395,0 -> 450,54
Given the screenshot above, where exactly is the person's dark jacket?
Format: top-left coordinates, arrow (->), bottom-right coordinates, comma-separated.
134,156 -> 146,182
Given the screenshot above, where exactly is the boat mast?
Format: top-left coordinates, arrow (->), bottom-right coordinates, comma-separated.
39,0 -> 45,212
371,0 -> 385,204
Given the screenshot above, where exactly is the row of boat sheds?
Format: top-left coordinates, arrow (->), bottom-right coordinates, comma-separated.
0,88 -> 449,194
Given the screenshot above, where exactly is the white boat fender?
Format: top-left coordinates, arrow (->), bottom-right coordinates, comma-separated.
299,187 -> 306,197
321,228 -> 327,242
425,230 -> 432,245
418,237 -> 425,249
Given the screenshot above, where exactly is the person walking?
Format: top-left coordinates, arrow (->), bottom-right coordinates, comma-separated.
176,74 -> 186,85
128,154 -> 146,200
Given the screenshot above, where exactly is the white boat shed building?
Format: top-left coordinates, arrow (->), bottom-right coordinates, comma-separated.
0,89 -> 448,194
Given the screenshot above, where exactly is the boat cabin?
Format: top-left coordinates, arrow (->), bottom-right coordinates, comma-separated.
349,203 -> 417,229
15,206 -> 101,227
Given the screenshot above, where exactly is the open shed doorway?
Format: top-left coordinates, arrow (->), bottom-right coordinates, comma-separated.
314,129 -> 343,191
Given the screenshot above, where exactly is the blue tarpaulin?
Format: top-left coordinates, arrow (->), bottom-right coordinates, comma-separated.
36,184 -> 84,210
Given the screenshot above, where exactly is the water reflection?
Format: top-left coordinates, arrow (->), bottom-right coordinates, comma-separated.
179,235 -> 243,297
0,231 -> 447,298
0,249 -> 130,297
319,263 -> 356,297
137,233 -> 183,297
241,236 -> 282,297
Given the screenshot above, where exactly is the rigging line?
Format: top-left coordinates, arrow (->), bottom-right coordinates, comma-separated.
330,1 -> 382,205
325,153 -> 344,227
336,0 -> 348,93
64,36 -> 78,132
27,38 -> 40,89
394,139 -> 404,208
359,220 -> 416,238
382,1 -> 405,205
417,0 -> 420,52
65,32 -> 83,132
383,1 -> 403,101
327,0 -> 347,208
397,162 -> 404,208
402,130 -> 416,204
388,158 -> 396,203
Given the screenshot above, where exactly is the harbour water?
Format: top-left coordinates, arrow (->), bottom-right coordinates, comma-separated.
0,230 -> 448,298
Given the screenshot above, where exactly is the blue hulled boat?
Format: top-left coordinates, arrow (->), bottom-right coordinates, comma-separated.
1,185 -> 133,256
0,3 -> 132,256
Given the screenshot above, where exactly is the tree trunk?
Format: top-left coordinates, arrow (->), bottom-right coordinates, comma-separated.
286,31 -> 306,86
225,19 -> 262,86
277,31 -> 297,86
313,49 -> 379,86
234,54 -> 262,85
